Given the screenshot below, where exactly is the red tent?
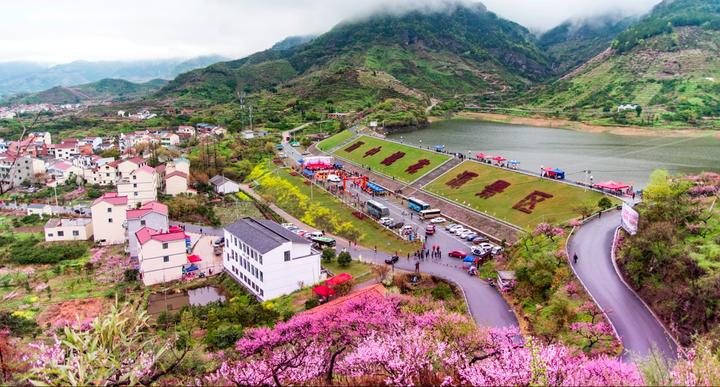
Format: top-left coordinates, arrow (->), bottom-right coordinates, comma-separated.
492,156 -> 507,162
325,273 -> 353,287
187,255 -> 202,263
595,181 -> 630,191
475,153 -> 488,159
313,285 -> 336,298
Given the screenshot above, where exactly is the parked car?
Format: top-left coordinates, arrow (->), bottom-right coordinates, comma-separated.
212,237 -> 225,247
400,224 -> 413,232
464,232 -> 478,241
472,236 -> 489,245
458,230 -> 474,239
491,246 -> 504,256
327,174 -> 342,183
281,223 -> 294,229
472,246 -> 491,257
445,223 -> 458,231
448,250 -> 467,258
451,227 -> 465,235
385,255 -> 399,265
477,242 -> 494,252
425,224 -> 436,235
430,217 -> 446,224
379,217 -> 393,226
388,221 -> 405,230
306,231 -> 324,239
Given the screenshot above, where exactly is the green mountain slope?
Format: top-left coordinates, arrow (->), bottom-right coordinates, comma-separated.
524,0 -> 720,127
3,78 -> 168,105
161,3 -> 551,108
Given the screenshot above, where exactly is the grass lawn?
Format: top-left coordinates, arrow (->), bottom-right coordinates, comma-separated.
316,130 -> 356,151
322,259 -> 374,282
332,135 -> 450,183
264,166 -> 420,255
424,161 -> 616,229
215,201 -> 264,225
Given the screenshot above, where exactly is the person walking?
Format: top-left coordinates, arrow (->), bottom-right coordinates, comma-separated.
573,253 -> 579,264
407,252 -> 410,261
415,261 -> 420,273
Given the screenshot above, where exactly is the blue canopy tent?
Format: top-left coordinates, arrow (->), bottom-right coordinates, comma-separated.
302,169 -> 315,177
463,256 -> 475,263
434,145 -> 446,152
183,264 -> 199,273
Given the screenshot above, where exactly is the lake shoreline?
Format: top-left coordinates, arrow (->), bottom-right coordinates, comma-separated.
429,112 -> 720,139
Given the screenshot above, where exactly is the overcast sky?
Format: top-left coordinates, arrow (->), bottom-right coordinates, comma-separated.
0,0 -> 660,64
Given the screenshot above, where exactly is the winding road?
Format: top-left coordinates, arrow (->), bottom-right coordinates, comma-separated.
567,210 -> 678,360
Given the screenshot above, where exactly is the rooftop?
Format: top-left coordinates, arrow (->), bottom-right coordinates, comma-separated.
224,218 -> 309,254
165,171 -> 188,180
135,226 -> 186,245
210,175 -> 236,186
92,192 -> 128,207
45,218 -> 91,228
126,201 -> 168,219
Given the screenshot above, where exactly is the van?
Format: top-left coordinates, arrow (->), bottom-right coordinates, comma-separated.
327,174 -> 342,183
307,231 -> 324,239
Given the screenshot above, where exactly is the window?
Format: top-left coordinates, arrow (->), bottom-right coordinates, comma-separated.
72,230 -> 79,236
162,242 -> 168,249
133,183 -> 137,188
284,251 -> 290,262
57,231 -> 64,237
134,192 -> 138,196
163,256 -> 169,263
47,233 -> 53,237
140,220 -> 146,226
108,218 -> 113,223
260,271 -> 263,282
107,207 -> 112,213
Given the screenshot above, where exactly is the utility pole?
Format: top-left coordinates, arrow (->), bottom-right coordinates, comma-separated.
249,104 -> 253,131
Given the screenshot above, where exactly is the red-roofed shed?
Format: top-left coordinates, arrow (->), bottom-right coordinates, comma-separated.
325,273 -> 353,287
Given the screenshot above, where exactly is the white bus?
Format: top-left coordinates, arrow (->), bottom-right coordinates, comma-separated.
419,209 -> 441,220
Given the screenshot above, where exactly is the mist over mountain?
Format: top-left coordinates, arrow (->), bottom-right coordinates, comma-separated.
0,55 -> 225,98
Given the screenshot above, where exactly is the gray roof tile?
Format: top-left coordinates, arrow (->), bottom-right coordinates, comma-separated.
224,218 -> 309,254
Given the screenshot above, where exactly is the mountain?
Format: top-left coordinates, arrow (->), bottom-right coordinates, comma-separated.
271,35 -> 317,51
524,0 -> 720,126
0,56 -> 225,98
3,78 -> 168,105
538,15 -> 635,74
161,3 -> 552,108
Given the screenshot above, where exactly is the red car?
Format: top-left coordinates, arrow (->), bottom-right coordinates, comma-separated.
425,225 -> 436,235
448,250 -> 467,258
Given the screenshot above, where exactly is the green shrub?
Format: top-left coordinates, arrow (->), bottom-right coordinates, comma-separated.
431,282 -> 454,301
8,238 -> 88,265
337,251 -> 352,267
204,325 -> 244,350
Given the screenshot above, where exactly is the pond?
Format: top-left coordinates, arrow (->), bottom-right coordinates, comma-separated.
387,120 -> 720,187
147,286 -> 227,315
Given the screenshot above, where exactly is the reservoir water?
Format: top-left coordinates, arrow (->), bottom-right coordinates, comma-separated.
387,120 -> 720,187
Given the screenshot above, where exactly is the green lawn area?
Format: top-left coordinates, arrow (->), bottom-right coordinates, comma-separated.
265,166 -> 420,255
316,130 -> 356,151
332,135 -> 451,183
424,161 -> 616,229
322,259 -> 374,282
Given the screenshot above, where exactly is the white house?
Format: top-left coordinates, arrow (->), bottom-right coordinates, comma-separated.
27,203 -> 53,217
136,227 -> 188,286
91,192 -> 128,245
223,218 -> 321,301
126,201 -> 169,259
117,165 -> 158,207
210,175 -> 240,195
159,133 -> 180,147
44,218 -> 93,241
617,104 -> 639,113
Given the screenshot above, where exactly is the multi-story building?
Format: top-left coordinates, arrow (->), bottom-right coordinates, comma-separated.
126,201 -> 169,259
159,133 -> 180,147
223,218 -> 321,301
135,227 -> 188,286
0,153 -> 45,190
164,171 -> 193,196
44,218 -> 93,241
115,157 -> 146,179
90,193 -> 128,245
117,165 -> 158,207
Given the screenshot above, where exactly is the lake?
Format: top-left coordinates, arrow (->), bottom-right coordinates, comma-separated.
387,120 -> 720,187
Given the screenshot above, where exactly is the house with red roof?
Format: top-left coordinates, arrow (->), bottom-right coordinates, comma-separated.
126,201 -> 169,258
91,193 -> 129,245
135,226 -> 188,285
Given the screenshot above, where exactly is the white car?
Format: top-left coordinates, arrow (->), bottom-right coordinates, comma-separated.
430,217 -> 446,224
379,217 -> 394,225
327,174 -> 342,183
306,231 -> 324,239
451,227 -> 466,235
478,242 -> 494,252
400,224 -> 413,231
445,223 -> 458,231
464,232 -> 478,241
459,230 -> 473,239
281,223 -> 294,229
449,225 -> 464,233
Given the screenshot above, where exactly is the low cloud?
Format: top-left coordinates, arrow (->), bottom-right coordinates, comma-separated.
0,0 -> 660,63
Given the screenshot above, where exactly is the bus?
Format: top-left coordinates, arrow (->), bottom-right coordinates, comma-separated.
407,197 -> 430,212
419,209 -> 441,220
366,200 -> 390,219
311,236 -> 336,248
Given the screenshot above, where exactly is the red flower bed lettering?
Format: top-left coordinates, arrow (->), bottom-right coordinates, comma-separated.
352,211 -> 366,220
344,141 -> 365,153
476,180 -> 511,199
512,191 -> 554,214
381,151 -> 406,166
363,146 -> 382,158
446,171 -> 479,189
405,159 -> 430,174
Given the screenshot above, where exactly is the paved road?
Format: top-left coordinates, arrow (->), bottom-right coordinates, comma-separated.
568,210 -> 678,360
